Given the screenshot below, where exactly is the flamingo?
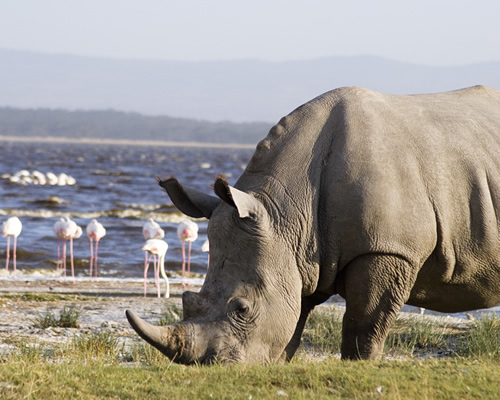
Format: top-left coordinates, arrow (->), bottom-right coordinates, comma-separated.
141,239 -> 169,298
86,219 -> 106,280
177,220 -> 198,284
2,216 -> 22,278
53,217 -> 79,282
202,239 -> 210,270
142,218 -> 164,288
68,222 -> 82,283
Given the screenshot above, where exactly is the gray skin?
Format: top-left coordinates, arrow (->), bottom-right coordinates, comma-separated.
126,85 -> 500,363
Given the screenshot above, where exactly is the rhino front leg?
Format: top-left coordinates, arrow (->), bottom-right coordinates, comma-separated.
281,293 -> 331,362
339,254 -> 419,360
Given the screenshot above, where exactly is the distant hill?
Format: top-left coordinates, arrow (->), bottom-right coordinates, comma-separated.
0,107 -> 271,145
1,49 -> 499,124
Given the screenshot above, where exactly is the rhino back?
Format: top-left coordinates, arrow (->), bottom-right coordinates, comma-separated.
240,86 -> 500,294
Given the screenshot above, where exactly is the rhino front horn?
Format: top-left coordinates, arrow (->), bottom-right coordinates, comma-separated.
126,310 -> 194,364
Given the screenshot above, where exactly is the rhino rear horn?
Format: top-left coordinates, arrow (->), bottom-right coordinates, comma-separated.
157,176 -> 220,219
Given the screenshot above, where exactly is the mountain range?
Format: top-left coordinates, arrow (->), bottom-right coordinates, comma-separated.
0,49 -> 499,144
1,49 -> 499,123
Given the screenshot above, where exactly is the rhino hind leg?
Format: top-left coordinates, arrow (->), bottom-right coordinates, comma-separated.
338,254 -> 419,360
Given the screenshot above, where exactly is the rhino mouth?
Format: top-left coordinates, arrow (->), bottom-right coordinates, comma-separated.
197,343 -> 244,365
198,353 -> 218,365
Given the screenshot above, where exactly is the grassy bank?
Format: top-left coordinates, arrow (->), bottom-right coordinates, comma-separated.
1,303 -> 499,399
1,358 -> 499,399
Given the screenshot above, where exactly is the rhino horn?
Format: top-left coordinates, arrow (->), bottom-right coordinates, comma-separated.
126,310 -> 194,364
157,176 -> 220,219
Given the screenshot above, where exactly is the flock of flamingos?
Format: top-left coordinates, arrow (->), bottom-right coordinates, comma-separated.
1,215 -> 209,298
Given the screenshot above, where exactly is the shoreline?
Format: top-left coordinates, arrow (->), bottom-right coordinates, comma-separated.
0,135 -> 256,149
0,278 -> 190,299
0,279 -> 483,365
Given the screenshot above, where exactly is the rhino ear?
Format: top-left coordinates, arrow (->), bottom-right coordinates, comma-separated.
157,176 -> 221,219
213,176 -> 265,219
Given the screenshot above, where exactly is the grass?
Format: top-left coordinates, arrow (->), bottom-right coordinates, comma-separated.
68,330 -> 123,363
301,306 -> 343,354
156,304 -> 183,326
301,307 -> 500,360
1,304 -> 499,399
459,314 -> 500,359
0,293 -> 99,302
1,357 -> 499,399
32,305 -> 81,328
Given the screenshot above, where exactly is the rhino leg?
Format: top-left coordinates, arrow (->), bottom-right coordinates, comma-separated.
339,254 -> 418,360
281,293 -> 332,362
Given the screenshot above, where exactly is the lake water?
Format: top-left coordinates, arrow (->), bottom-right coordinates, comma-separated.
0,140 -> 253,284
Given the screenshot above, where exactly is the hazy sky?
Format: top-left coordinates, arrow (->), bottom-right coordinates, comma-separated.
1,0 -> 499,66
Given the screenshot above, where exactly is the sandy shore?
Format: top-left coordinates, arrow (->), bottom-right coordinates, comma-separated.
0,135 -> 256,149
0,279 -> 475,362
0,279 -> 188,356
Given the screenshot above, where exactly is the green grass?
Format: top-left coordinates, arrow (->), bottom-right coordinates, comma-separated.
0,293 -> 99,302
459,314 -> 500,359
302,307 -> 500,360
68,330 -> 123,364
302,306 -> 343,354
32,305 -> 81,328
1,306 -> 499,399
156,304 -> 183,326
1,357 -> 499,399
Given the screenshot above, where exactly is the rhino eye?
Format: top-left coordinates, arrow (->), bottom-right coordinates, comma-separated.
229,298 -> 250,315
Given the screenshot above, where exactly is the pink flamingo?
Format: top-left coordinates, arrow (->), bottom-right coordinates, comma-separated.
142,218 -> 164,288
86,219 -> 106,280
177,219 -> 198,285
142,239 -> 169,298
68,222 -> 82,283
53,217 -> 79,282
2,216 -> 22,279
202,239 -> 210,270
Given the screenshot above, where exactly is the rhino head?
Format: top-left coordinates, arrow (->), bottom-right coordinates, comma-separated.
126,175 -> 305,364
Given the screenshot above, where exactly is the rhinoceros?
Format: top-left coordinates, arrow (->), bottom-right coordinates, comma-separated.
127,85 -> 500,363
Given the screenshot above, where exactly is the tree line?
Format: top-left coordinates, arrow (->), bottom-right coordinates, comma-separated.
0,107 -> 272,145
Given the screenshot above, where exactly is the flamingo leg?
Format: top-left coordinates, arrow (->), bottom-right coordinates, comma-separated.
160,255 -> 169,298
94,240 -> 99,279
70,237 -> 75,283
5,236 -> 10,271
56,239 -> 61,273
62,239 -> 67,277
143,254 -> 150,297
187,241 -> 192,277
154,254 -> 159,288
181,241 -> 186,287
89,238 -> 94,280
144,251 -> 150,283
13,236 -> 17,279
155,256 -> 161,298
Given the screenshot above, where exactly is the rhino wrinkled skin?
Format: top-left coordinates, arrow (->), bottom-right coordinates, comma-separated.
127,85 -> 500,363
